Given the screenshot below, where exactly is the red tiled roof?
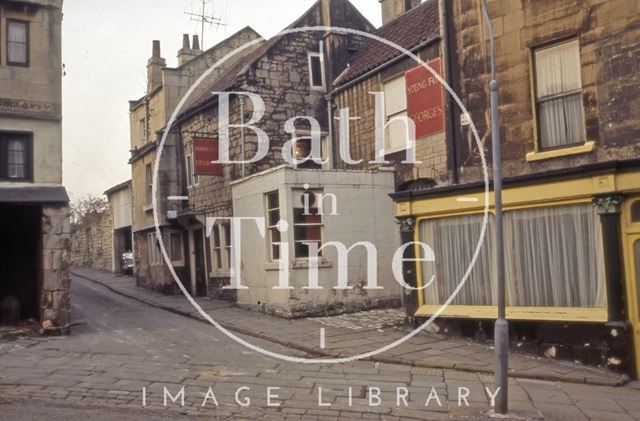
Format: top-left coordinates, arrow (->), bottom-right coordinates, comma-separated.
335,0 -> 440,86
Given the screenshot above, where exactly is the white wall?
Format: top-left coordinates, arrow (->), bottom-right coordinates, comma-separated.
232,166 -> 401,315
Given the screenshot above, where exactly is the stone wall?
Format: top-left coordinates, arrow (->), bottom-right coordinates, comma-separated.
70,207 -> 113,272
450,0 -> 640,182
333,43 -> 449,189
41,205 -> 71,331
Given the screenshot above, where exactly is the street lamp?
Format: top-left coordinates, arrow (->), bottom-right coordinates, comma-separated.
481,0 -> 509,415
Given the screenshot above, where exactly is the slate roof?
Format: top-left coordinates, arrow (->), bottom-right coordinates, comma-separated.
334,0 -> 440,87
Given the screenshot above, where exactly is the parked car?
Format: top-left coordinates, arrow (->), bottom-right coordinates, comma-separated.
121,251 -> 134,275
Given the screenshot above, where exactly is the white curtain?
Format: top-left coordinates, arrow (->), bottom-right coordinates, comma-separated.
535,39 -> 584,148
505,204 -> 606,308
7,139 -> 25,178
8,22 -> 28,63
420,214 -> 496,306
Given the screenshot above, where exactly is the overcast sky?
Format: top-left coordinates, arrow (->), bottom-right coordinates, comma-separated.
61,0 -> 382,200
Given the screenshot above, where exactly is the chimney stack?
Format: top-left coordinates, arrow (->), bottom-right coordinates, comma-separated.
380,0 -> 421,25
177,34 -> 201,66
147,40 -> 166,92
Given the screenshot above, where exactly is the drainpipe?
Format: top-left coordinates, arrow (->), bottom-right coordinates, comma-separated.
240,96 -> 246,178
442,0 -> 459,184
325,93 -> 335,170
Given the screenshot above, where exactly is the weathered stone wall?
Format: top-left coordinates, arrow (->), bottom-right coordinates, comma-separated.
333,43 -> 449,189
41,205 -> 71,330
450,0 -> 640,182
70,207 -> 113,272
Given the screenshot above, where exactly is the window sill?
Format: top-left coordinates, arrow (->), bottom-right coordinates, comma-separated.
264,259 -> 332,271
209,270 -> 230,278
144,205 -> 154,213
526,141 -> 595,162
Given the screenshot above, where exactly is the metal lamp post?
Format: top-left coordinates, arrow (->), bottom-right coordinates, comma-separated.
481,0 -> 509,415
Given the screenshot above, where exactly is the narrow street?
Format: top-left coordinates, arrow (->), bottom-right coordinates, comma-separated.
0,276 -> 638,420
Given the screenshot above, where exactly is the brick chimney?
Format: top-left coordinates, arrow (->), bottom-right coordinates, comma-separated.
177,34 -> 200,66
147,40 -> 166,92
379,0 -> 421,25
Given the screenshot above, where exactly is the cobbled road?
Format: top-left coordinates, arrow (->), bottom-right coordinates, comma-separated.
1,276 -> 639,420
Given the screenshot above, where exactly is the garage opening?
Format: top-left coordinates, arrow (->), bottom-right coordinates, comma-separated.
0,205 -> 41,321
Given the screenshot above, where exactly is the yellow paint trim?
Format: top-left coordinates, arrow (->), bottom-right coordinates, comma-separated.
415,304 -> 608,322
396,170 -> 640,218
525,141 -> 596,162
622,195 -> 640,377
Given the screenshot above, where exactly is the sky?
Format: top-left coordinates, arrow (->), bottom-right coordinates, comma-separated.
61,0 -> 382,200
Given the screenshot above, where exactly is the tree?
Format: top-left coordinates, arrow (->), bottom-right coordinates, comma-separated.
70,195 -> 107,226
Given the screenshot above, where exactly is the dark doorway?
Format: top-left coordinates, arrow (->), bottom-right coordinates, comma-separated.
193,228 -> 207,297
114,226 -> 133,273
0,205 -> 41,320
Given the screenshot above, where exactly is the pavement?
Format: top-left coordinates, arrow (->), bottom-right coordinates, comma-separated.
0,274 -> 639,420
71,267 -> 628,387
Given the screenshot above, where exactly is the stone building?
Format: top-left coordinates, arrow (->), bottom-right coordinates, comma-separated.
167,0 -> 407,317
0,0 -> 70,331
69,181 -> 132,274
128,27 -> 262,294
333,0 -> 640,374
70,206 -> 112,272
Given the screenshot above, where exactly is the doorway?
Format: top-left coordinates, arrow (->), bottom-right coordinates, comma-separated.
623,197 -> 640,376
189,228 -> 208,297
0,205 -> 41,321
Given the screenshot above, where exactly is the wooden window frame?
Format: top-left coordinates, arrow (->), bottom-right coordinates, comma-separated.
0,132 -> 33,182
6,19 -> 30,67
265,191 -> 281,262
527,37 -> 594,161
308,52 -> 325,90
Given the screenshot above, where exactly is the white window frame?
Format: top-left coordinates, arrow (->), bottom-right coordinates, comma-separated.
308,52 -> 326,90
383,75 -> 410,155
265,191 -> 281,262
211,224 -> 223,271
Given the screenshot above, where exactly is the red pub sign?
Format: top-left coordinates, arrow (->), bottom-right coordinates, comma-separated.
193,137 -> 222,176
405,58 -> 445,139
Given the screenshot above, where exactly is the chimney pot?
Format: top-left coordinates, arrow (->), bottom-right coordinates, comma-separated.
152,40 -> 161,58
192,34 -> 201,51
182,34 -> 191,50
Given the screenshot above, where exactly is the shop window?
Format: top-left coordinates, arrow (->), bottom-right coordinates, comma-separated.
631,201 -> 640,223
293,190 -> 323,259
533,39 -> 585,149
420,214 -> 496,306
0,133 -> 32,181
266,191 -> 281,261
308,52 -> 325,89
505,204 -> 605,308
420,203 -> 605,309
7,19 -> 29,66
